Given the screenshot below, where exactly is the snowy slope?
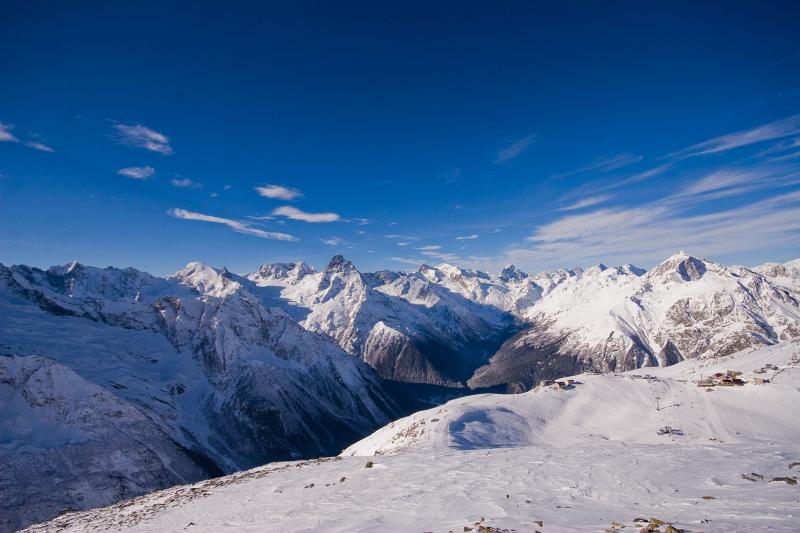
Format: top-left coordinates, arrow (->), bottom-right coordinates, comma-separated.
28,341 -> 800,533
0,261 -> 398,531
346,340 -> 800,455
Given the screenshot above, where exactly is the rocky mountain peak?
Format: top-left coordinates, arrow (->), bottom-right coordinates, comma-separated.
326,254 -> 356,274
174,261 -> 240,296
255,261 -> 316,283
620,264 -> 646,276
316,255 -> 365,298
648,251 -> 708,282
499,264 -> 528,282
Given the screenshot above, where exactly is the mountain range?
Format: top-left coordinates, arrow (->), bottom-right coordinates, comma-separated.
2,251 -> 799,531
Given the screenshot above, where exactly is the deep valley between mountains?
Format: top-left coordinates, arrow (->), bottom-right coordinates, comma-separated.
1,251 -> 799,531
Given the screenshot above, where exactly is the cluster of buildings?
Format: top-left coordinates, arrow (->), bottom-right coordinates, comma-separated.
537,378 -> 576,390
696,370 -> 747,388
696,368 -> 775,388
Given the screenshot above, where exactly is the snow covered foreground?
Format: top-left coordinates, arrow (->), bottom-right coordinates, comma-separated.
27,341 -> 800,532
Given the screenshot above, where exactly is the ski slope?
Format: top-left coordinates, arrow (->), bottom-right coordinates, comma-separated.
26,340 -> 800,533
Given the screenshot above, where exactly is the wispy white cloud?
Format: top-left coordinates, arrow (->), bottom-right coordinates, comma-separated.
610,164 -> 670,187
353,218 -> 370,225
167,208 -> 297,241
671,114 -> 800,159
558,194 -> 612,211
320,236 -> 344,246
272,205 -> 340,222
390,248 -> 460,265
553,153 -> 643,179
756,137 -> 800,162
24,141 -> 54,152
384,234 -> 419,241
0,122 -> 19,142
118,166 -> 155,180
254,184 -> 303,200
443,167 -> 462,184
1,122 -> 55,152
114,124 -> 173,155
504,166 -> 800,269
666,167 -> 800,204
560,164 -> 671,201
493,134 -> 535,164
397,242 -> 413,247
420,250 -> 460,262
390,256 -> 424,266
171,178 -> 201,189
455,234 -> 479,240
415,245 -> 441,251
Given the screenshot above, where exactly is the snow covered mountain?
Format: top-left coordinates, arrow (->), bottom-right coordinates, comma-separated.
469,252 -> 800,390
3,251 -> 800,531
28,340 -> 800,532
753,257 -> 800,292
0,261 -> 397,532
248,251 -> 800,393
248,255 -> 515,386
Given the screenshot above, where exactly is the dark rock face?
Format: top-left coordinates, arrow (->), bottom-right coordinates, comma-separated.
658,340 -> 684,366
467,328 -> 577,391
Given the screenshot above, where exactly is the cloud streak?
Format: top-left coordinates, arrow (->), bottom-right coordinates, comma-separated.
390,256 -> 424,266
272,205 -> 340,223
25,141 -> 54,152
507,166 -> 800,269
167,208 -> 297,241
420,250 -> 460,262
0,123 -> 18,142
118,166 -> 155,180
553,153 -> 643,179
558,194 -> 612,211
493,134 -> 535,164
320,236 -> 344,246
171,178 -> 202,188
255,184 -> 303,200
456,234 -> 479,240
0,122 -> 54,151
671,114 -> 800,159
114,124 -> 173,155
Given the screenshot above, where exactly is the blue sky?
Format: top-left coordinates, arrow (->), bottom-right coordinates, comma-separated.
2,1 -> 800,275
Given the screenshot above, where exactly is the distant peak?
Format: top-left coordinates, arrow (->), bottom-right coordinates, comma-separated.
436,263 -> 463,276
649,251 -> 707,282
47,261 -> 84,277
181,261 -> 218,274
174,261 -> 227,283
621,264 -> 646,276
667,250 -> 691,261
325,254 -> 356,273
256,261 -> 316,280
499,264 -> 528,282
